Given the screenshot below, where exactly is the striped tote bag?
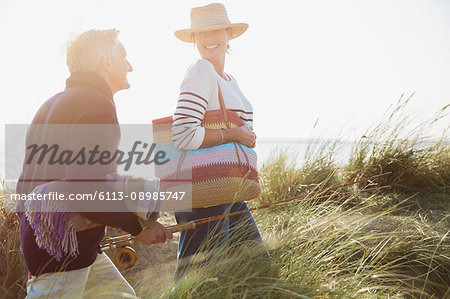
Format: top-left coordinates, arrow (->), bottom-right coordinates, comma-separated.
152,85 -> 260,209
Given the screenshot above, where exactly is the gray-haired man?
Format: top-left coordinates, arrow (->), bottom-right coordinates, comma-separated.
17,29 -> 172,298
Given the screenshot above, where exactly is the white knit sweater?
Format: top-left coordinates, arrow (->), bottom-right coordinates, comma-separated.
171,59 -> 254,150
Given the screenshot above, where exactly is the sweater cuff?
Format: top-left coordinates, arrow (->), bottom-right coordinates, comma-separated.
190,127 -> 205,150
128,216 -> 143,236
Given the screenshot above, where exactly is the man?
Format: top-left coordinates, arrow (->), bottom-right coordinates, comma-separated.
16,29 -> 172,298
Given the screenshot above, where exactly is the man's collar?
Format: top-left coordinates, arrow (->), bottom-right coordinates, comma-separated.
66,72 -> 113,100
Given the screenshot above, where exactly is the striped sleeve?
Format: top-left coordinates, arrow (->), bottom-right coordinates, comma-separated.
171,60 -> 215,150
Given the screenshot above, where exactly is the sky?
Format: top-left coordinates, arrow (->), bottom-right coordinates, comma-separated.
1,0 -> 449,142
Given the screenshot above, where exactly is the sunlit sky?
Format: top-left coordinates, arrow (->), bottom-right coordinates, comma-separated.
1,0 -> 449,141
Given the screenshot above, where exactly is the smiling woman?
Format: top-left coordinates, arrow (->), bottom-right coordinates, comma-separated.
169,2 -> 267,280
193,29 -> 231,77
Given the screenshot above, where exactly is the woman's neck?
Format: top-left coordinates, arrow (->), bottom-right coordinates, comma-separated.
206,57 -> 226,80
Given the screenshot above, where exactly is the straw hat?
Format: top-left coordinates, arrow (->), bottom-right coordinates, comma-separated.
174,3 -> 248,43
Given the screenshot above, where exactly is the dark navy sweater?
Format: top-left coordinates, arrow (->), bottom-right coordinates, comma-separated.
16,72 -> 143,276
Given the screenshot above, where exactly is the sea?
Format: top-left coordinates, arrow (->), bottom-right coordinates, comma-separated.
255,138 -> 353,165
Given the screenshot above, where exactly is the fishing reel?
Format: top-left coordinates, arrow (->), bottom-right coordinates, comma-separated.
99,236 -> 137,270
98,221 -> 195,270
114,246 -> 137,270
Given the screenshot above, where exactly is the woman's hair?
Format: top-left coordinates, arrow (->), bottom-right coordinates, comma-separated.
66,29 -> 120,73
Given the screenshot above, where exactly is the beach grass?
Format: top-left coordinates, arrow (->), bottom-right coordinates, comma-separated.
346,95 -> 449,194
1,98 -> 449,298
0,184 -> 27,298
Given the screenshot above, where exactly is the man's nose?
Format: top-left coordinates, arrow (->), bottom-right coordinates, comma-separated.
127,61 -> 133,72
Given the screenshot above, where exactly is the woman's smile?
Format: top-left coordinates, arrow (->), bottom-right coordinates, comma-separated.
205,44 -> 219,50
194,29 -> 230,65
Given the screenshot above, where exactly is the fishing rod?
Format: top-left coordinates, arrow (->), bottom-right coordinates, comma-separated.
100,172 -> 391,269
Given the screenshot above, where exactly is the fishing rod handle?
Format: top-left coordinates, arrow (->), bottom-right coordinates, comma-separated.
99,221 -> 196,252
167,221 -> 196,233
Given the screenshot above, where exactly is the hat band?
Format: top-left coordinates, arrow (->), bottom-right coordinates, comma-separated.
191,17 -> 231,28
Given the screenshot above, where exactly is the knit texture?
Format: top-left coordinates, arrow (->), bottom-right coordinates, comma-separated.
153,110 -> 260,209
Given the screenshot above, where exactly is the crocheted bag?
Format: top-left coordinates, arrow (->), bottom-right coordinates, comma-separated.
152,84 -> 260,209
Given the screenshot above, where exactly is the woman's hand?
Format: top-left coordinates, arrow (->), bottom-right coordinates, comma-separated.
227,126 -> 257,148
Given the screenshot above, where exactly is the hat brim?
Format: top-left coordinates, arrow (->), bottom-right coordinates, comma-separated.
174,23 -> 248,43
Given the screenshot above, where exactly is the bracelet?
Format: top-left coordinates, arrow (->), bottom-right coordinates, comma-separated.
219,129 -> 224,145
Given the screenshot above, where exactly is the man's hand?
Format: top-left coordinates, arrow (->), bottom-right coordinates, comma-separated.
135,221 -> 173,245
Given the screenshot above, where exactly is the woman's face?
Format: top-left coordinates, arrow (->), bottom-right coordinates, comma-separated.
194,28 -> 230,62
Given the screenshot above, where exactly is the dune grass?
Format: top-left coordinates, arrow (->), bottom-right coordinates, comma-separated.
346,95 -> 449,194
143,98 -> 449,298
130,189 -> 448,298
1,97 -> 449,298
0,184 -> 28,298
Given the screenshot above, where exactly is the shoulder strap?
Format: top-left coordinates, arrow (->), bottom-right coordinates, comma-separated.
217,81 -> 230,129
217,80 -> 250,174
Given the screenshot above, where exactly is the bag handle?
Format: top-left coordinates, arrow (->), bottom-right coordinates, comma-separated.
217,82 -> 230,129
173,83 -> 231,179
217,81 -> 251,174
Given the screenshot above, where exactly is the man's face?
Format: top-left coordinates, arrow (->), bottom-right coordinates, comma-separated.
107,42 -> 133,93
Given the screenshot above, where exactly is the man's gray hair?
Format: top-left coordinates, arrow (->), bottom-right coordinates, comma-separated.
66,29 -> 120,73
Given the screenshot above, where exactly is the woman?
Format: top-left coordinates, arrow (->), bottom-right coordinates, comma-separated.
172,3 -> 265,279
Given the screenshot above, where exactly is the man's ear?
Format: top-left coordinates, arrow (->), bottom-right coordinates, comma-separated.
101,56 -> 113,72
